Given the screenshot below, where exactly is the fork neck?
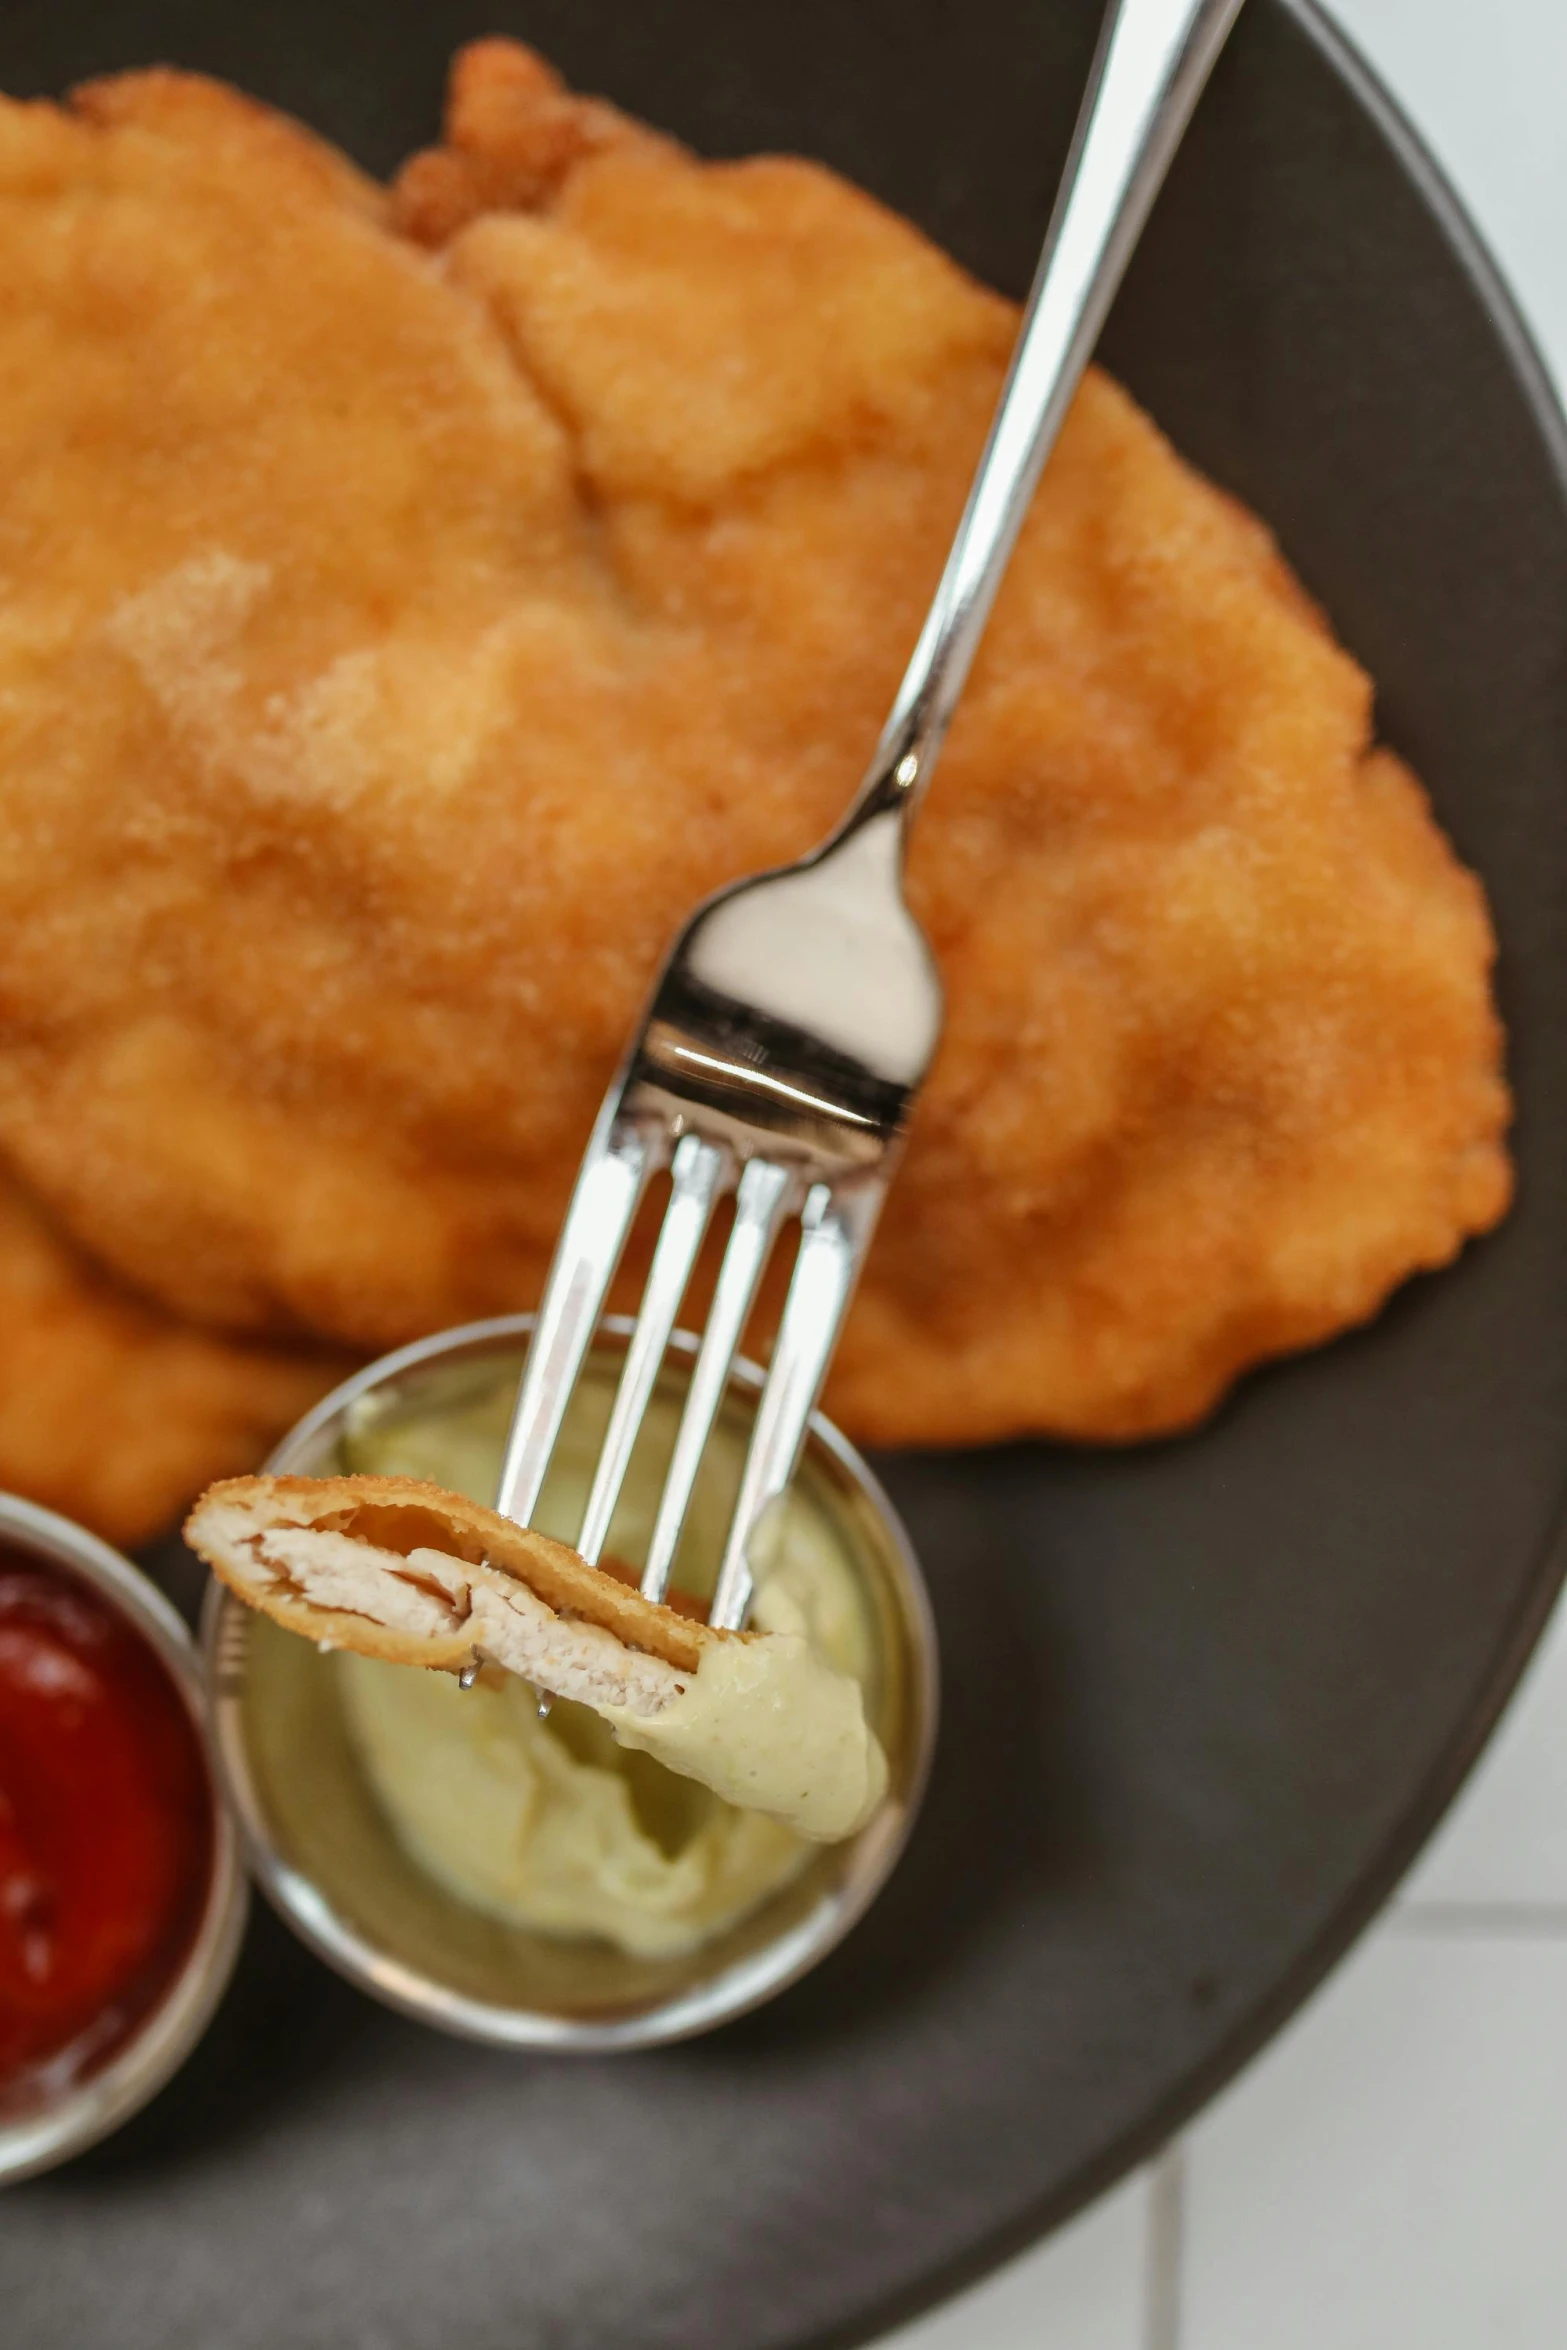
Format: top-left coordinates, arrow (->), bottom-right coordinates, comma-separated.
843,0 -> 1244,840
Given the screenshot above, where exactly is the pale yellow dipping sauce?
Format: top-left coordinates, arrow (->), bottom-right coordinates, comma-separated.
335,1364 -> 884,1958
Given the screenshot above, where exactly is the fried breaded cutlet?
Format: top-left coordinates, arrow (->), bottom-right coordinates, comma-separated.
0,45 -> 1510,1454
0,1167 -> 348,1548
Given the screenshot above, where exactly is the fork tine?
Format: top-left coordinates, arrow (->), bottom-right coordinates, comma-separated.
495,1113 -> 654,1528
707,1181 -> 880,1631
576,1132 -> 726,1565
640,1156 -> 792,1604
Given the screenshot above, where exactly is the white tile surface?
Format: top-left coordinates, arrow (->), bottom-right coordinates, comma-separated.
1182,1934 -> 1567,2350
1401,1594 -> 1567,1911
875,2173 -> 1149,2350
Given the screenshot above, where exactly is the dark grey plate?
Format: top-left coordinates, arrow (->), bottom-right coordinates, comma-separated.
6,3 -> 1567,2346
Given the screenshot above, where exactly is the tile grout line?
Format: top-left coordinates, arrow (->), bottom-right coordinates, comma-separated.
1144,2144 -> 1186,2350
1390,1899 -> 1567,1939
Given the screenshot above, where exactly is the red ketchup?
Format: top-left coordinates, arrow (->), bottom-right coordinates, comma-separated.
0,1549 -> 212,2113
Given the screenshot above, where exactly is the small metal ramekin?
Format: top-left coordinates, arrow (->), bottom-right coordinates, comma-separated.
0,1494 -> 248,2185
202,1314 -> 937,2052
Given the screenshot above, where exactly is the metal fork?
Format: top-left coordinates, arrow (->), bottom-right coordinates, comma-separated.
495,0 -> 1245,1632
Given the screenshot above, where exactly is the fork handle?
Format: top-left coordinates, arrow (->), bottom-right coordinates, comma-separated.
854,0 -> 1244,825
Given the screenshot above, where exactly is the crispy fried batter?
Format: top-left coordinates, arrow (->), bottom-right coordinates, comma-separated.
0,47 -> 1510,1451
391,39 -> 652,248
186,1470 -> 723,1678
0,1169 -> 349,1548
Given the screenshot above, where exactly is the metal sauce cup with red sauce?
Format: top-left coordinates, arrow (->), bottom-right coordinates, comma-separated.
0,1495 -> 246,2183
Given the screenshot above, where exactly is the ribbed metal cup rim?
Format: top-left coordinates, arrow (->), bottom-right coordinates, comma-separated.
0,1494 -> 248,2184
202,1312 -> 938,2051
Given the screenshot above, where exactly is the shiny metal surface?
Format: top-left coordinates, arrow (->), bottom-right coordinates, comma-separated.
856,0 -> 1246,826
495,0 -> 1245,1631
203,1316 -> 938,2054
0,1495 -> 247,2185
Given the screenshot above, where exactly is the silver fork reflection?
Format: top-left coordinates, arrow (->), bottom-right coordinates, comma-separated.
496,0 -> 1245,1630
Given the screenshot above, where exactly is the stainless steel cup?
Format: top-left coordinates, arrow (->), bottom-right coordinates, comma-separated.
203,1314 -> 937,2051
0,1494 -> 248,2184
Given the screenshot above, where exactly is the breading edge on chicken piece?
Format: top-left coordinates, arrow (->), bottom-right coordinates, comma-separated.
0,1168 -> 349,1548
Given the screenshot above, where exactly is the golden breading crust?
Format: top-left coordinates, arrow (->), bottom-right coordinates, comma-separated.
390,40 -> 655,247
0,46 -> 1512,1453
0,1171 -> 349,1549
186,1470 -> 729,1680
